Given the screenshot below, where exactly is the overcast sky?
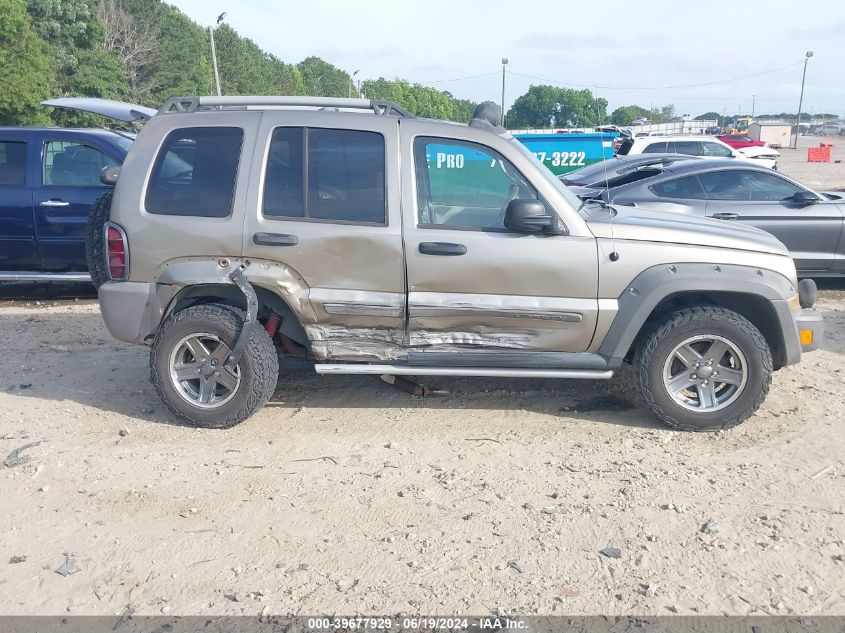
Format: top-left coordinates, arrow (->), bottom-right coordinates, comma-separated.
170,0 -> 844,118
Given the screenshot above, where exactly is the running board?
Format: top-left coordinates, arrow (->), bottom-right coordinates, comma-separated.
0,272 -> 91,282
314,363 -> 613,380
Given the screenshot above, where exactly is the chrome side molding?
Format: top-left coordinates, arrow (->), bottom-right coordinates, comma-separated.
314,363 -> 613,380
0,272 -> 92,282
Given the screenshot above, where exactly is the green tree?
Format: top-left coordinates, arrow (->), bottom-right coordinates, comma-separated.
146,3 -> 211,101
362,78 -> 455,119
658,104 -> 676,121
275,61 -> 305,96
298,56 -> 353,97
212,25 -> 277,95
0,0 -> 52,125
507,85 -> 607,129
610,104 -> 653,125
26,0 -> 102,48
26,0 -> 107,111
443,91 -> 477,123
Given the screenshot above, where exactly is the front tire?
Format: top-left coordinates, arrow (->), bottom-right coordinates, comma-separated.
634,306 -> 772,431
150,304 -> 278,428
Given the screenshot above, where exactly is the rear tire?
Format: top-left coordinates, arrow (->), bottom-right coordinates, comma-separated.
150,303 -> 278,428
634,306 -> 772,431
85,190 -> 113,289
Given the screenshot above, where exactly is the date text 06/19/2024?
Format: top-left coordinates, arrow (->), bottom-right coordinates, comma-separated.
307,617 -> 529,630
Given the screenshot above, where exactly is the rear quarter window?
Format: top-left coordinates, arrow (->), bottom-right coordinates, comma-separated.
0,141 -> 27,186
145,127 -> 243,217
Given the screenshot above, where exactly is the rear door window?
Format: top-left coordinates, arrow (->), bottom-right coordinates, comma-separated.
0,141 -> 27,186
671,141 -> 701,156
262,127 -> 386,224
145,127 -> 243,217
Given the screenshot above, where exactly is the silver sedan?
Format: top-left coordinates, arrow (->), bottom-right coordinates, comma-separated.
572,159 -> 845,276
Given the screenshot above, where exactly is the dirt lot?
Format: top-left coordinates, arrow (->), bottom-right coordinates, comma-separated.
1,144 -> 844,618
773,133 -> 845,191
0,283 -> 844,617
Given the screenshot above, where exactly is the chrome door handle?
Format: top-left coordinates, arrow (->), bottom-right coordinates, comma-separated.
40,200 -> 70,207
712,212 -> 739,220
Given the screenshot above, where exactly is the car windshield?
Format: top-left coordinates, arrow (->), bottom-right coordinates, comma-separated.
111,135 -> 134,153
511,138 -> 585,212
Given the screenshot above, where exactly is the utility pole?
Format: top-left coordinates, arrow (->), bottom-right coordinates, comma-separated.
209,12 -> 227,96
751,94 -> 756,119
793,51 -> 813,149
501,58 -> 508,127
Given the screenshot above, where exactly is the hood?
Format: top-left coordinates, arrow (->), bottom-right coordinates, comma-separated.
738,145 -> 780,159
42,97 -> 156,123
569,185 -> 605,200
585,204 -> 789,256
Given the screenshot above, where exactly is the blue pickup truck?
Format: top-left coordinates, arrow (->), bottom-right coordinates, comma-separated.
0,98 -> 154,281
0,128 -> 131,281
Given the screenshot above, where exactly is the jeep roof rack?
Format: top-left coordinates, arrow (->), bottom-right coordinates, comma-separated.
157,96 -> 414,118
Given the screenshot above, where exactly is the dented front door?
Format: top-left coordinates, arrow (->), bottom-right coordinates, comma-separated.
402,130 -> 599,353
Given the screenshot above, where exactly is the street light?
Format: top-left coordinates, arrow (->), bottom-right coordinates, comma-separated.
793,50 -> 813,149
350,69 -> 360,98
501,57 -> 508,127
209,12 -> 227,96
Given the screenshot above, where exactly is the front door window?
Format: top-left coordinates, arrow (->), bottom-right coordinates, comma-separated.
414,138 -> 539,230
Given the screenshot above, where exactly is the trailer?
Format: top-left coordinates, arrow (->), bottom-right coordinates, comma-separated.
749,122 -> 792,149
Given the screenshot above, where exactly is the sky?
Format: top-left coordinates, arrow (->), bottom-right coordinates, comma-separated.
169,0 -> 845,118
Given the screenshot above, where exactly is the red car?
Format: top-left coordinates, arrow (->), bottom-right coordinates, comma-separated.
717,134 -> 767,150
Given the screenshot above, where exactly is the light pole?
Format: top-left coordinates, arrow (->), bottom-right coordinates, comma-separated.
501,57 -> 508,127
209,12 -> 227,96
751,94 -> 756,120
793,50 -> 813,149
350,70 -> 359,98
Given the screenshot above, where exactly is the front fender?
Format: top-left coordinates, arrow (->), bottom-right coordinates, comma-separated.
597,262 -> 800,363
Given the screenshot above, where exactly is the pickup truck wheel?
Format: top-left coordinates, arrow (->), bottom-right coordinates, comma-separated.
150,303 -> 278,428
634,306 -> 772,431
85,190 -> 113,289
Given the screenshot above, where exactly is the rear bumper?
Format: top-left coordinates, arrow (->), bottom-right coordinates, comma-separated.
99,281 -> 172,345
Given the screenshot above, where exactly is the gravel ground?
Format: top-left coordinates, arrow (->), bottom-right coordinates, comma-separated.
0,285 -> 843,617
0,146 -> 843,617
776,134 -> 845,191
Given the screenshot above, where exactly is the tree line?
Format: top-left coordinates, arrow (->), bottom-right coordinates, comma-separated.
1,0 -> 820,129
0,0 -> 480,126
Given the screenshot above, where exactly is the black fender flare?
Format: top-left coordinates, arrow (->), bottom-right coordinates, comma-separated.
598,263 -> 799,363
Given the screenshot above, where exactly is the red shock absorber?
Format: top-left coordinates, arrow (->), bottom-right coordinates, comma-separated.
264,312 -> 281,339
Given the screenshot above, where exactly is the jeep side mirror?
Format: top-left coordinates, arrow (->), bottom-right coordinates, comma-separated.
504,199 -> 562,234
100,165 -> 121,186
791,191 -> 819,206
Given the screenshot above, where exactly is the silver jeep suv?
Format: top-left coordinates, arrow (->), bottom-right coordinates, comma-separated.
91,96 -> 822,431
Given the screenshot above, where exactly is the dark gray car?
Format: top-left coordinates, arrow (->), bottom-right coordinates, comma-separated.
579,160 -> 845,276
560,153 -> 701,187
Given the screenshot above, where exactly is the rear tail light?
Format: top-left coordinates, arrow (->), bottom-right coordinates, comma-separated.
105,223 -> 128,281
